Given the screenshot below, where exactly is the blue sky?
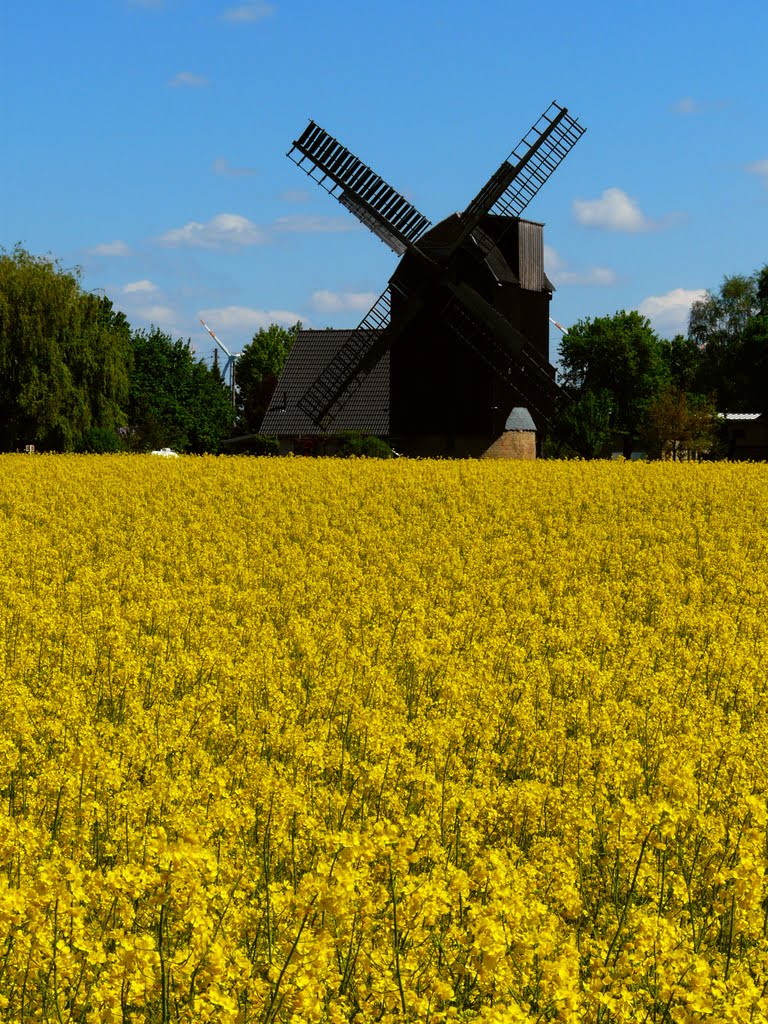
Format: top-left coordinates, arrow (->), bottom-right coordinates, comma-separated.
3,0 -> 767,366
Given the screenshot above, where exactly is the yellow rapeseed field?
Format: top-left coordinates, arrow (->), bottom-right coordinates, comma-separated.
0,454 -> 766,1023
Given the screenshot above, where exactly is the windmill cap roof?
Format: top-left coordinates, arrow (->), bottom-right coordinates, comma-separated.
504,407 -> 536,431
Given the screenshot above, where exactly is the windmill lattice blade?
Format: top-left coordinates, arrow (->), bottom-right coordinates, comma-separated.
464,102 -> 585,221
289,121 -> 432,255
441,291 -> 562,426
296,288 -> 396,428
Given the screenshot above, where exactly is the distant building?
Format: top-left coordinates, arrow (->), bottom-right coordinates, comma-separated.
720,413 -> 768,460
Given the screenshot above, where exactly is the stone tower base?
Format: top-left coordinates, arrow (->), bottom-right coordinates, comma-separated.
481,430 -> 536,460
481,407 -> 537,460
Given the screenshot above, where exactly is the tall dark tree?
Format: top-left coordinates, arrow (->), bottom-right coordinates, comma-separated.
548,389 -> 614,459
689,271 -> 764,412
659,333 -> 704,393
0,245 -> 132,451
128,328 -> 233,452
235,322 -> 301,433
557,310 -> 668,457
740,311 -> 768,412
757,265 -> 768,314
741,264 -> 768,412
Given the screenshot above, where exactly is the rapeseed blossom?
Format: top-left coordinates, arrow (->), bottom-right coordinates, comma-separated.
0,455 -> 766,1022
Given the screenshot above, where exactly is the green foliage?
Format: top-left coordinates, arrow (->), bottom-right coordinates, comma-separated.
288,432 -> 394,458
689,273 -> 760,350
236,322 -> 301,433
128,328 -> 233,453
0,245 -> 132,451
660,334 -> 703,393
557,310 -> 668,456
757,265 -> 768,314
221,434 -> 280,456
333,432 -> 395,459
76,426 -> 122,453
548,390 -> 614,459
689,268 -> 767,411
740,313 -> 768,412
639,387 -> 719,461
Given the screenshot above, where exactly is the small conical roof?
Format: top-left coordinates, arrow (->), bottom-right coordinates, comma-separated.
504,407 -> 536,432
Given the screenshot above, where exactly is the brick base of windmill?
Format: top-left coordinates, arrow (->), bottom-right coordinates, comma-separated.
481,408 -> 537,460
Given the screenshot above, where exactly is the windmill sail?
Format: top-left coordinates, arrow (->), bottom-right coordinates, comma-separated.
288,121 -> 432,255
463,102 -> 585,221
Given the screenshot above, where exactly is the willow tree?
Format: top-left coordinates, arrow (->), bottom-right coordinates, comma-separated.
0,245 -> 132,451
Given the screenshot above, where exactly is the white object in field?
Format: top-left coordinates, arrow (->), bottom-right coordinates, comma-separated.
151,448 -> 179,457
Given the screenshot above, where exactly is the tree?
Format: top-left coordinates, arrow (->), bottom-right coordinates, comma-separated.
689,270 -> 765,411
547,389 -> 614,459
689,273 -> 760,350
659,333 -> 703,393
739,312 -> 768,413
0,245 -> 132,451
639,387 -> 718,461
235,322 -> 301,433
557,311 -> 668,457
128,328 -> 233,453
757,265 -> 768,314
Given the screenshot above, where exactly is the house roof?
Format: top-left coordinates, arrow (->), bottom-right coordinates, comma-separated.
260,330 -> 390,436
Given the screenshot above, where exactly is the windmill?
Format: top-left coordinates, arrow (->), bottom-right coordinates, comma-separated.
262,102 -> 585,455
200,318 -> 239,405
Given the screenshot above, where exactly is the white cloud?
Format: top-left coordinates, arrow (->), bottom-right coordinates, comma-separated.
560,266 -> 618,286
544,246 -> 617,287
158,213 -> 269,248
222,3 -> 274,21
572,188 -> 654,232
309,290 -> 378,314
89,239 -> 130,256
746,159 -> 768,185
198,306 -> 301,335
213,157 -> 258,177
673,96 -> 700,114
280,189 -> 310,204
122,279 -> 157,294
637,288 -> 707,338
157,210 -> 359,250
137,304 -> 177,324
169,71 -> 209,88
672,96 -> 728,115
273,214 -> 356,234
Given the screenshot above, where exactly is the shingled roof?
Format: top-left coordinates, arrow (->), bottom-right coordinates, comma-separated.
260,330 -> 389,436
504,407 -> 536,431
